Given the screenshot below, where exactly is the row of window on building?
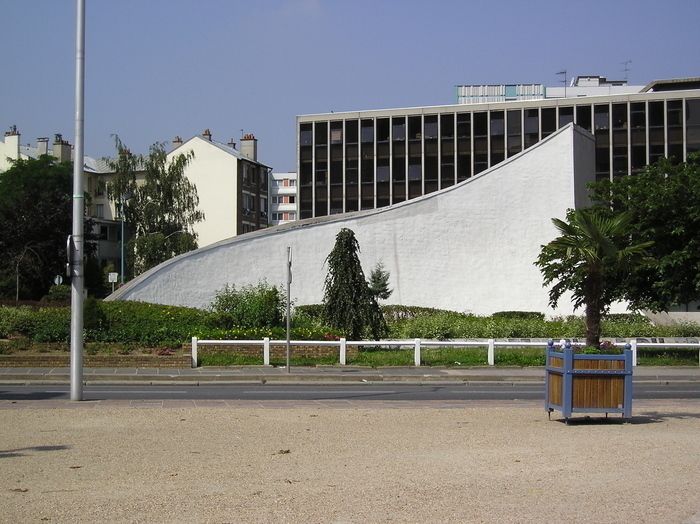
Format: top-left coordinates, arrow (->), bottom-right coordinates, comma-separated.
271,211 -> 297,222
271,178 -> 296,187
242,192 -> 268,218
298,97 -> 700,218
272,195 -> 296,204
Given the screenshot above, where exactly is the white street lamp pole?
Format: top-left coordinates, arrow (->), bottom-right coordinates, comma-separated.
70,0 -> 86,401
286,246 -> 292,373
120,198 -> 125,285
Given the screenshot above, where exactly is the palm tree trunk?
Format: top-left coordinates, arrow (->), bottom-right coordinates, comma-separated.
585,270 -> 603,348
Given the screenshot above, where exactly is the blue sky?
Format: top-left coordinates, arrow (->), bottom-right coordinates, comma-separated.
3,0 -> 699,171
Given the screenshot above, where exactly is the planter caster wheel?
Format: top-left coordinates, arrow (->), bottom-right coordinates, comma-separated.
547,409 -> 553,421
565,418 -> 570,425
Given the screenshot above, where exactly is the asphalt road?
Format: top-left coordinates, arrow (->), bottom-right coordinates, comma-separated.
1,382 -> 699,401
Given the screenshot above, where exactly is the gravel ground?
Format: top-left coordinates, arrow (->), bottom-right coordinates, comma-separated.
1,401 -> 699,523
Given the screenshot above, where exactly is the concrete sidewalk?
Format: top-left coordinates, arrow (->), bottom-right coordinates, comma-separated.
0,365 -> 698,385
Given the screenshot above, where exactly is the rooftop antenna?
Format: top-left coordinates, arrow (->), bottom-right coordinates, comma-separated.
622,60 -> 632,82
556,69 -> 567,98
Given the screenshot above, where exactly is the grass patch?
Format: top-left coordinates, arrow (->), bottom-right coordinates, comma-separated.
199,353 -> 339,367
349,347 -> 545,367
495,348 -> 546,366
199,346 -> 697,367
350,348 -> 414,367
269,355 -> 338,367
637,348 -> 699,366
200,353 -> 264,366
421,348 -> 488,366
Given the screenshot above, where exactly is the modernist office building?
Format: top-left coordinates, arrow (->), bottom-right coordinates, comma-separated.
296,77 -> 700,219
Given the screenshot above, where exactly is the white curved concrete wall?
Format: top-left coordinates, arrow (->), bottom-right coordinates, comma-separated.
109,125 -> 595,316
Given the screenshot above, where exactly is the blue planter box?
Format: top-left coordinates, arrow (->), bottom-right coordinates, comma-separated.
545,341 -> 633,422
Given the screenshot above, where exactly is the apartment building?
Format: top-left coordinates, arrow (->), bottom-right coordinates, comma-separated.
269,172 -> 297,225
168,131 -> 271,246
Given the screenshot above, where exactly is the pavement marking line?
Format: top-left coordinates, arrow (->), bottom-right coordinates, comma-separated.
241,390 -> 397,395
86,389 -> 189,395
643,390 -> 700,394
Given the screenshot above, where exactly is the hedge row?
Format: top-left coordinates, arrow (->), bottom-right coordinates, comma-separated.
388,311 -> 700,339
1,302 -> 698,347
0,302 -> 336,346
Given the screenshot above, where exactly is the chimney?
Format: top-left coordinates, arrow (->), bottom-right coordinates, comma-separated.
227,138 -> 236,149
3,126 -> 20,161
52,134 -> 72,162
202,128 -> 212,141
172,135 -> 183,148
240,133 -> 258,162
36,137 -> 49,156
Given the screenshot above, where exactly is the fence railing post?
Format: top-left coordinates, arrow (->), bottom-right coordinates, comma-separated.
630,339 -> 637,367
339,338 -> 346,366
191,336 -> 198,368
263,337 -> 270,366
414,338 -> 421,367
487,339 -> 495,366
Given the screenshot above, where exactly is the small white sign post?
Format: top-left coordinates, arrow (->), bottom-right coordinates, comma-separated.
108,272 -> 118,293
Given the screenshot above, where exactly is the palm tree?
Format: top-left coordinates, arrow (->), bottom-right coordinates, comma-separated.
536,208 -> 653,348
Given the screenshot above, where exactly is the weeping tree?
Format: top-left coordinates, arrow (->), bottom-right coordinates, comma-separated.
535,208 -> 653,348
106,137 -> 204,276
323,228 -> 387,340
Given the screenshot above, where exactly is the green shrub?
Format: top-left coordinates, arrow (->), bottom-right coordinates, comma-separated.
294,304 -> 325,319
381,305 -> 460,322
98,301 -> 210,345
210,281 -> 284,329
7,337 -> 32,352
84,297 -> 107,331
43,285 -> 71,303
32,307 -> 70,342
387,311 -> 700,340
0,306 -> 36,338
492,311 -> 545,320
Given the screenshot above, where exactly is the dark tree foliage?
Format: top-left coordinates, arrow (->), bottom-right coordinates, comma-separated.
368,261 -> 393,301
590,155 -> 700,311
106,137 -> 203,276
322,228 -> 387,340
536,208 -> 652,348
0,156 -> 95,300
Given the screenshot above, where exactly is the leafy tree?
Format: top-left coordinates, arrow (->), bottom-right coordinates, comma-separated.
590,155 -> 700,311
106,138 -> 204,276
322,228 -> 387,340
535,208 -> 652,348
0,156 -> 94,300
368,261 -> 393,301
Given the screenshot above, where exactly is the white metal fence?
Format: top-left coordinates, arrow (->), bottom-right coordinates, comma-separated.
190,337 -> 700,368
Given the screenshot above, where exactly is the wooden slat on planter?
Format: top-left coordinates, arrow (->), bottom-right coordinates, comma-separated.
572,375 -> 624,409
548,373 -> 563,405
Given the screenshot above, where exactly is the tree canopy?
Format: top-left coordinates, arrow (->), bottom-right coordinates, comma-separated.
536,208 -> 652,347
0,156 -> 73,299
322,228 -> 387,340
106,138 -> 204,276
589,155 -> 700,311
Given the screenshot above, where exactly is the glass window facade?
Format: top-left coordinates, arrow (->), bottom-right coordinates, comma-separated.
506,109 -> 521,158
687,99 -> 700,154
298,94 -> 700,218
392,116 -> 406,204
594,104 -> 610,180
